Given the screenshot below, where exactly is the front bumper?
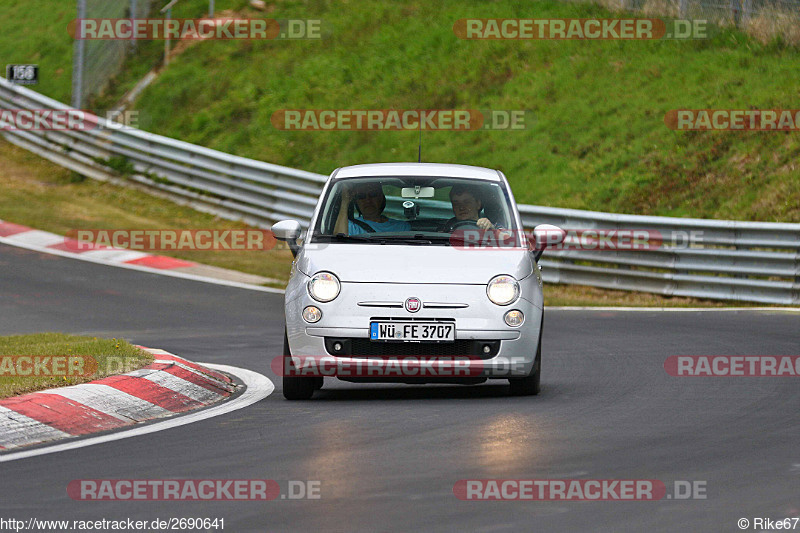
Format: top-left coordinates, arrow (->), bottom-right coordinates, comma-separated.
285,281 -> 542,378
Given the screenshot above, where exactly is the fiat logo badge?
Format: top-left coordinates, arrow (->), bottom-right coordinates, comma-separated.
405,297 -> 421,313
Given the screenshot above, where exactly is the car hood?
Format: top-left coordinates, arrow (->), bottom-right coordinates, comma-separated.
296,243 -> 534,284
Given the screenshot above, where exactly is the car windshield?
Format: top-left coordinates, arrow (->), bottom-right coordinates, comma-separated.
311,176 -> 521,246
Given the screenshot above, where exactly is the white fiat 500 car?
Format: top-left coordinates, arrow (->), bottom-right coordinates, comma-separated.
272,163 -> 564,400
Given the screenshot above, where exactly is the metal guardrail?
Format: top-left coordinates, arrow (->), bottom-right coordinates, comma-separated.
1,79 -> 798,304
519,205 -> 799,304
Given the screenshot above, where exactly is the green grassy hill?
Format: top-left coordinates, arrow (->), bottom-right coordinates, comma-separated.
4,0 -> 799,221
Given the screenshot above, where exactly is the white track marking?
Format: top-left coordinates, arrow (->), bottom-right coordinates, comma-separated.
145,349 -> 172,355
0,364 -> 273,462
0,406 -> 71,450
36,384 -> 171,422
80,249 -> 150,262
3,230 -> 66,247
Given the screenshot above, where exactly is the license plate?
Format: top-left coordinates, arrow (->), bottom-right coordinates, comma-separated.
370,322 -> 455,342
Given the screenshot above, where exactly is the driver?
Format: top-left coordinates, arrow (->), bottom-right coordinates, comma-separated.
333,182 -> 411,235
446,184 -> 499,231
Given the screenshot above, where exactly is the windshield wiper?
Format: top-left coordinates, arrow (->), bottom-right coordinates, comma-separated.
317,233 -> 447,245
314,233 -> 376,243
369,234 -> 435,245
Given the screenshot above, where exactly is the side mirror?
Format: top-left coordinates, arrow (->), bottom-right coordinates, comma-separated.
532,224 -> 566,262
271,220 -> 302,256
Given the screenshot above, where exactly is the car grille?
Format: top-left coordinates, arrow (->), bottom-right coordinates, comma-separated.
324,338 -> 501,359
351,339 -> 473,357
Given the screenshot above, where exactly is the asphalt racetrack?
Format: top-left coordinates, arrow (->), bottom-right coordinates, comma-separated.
0,243 -> 798,532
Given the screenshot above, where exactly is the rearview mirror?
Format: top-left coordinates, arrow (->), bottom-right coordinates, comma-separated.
532,224 -> 566,261
271,220 -> 302,256
401,186 -> 435,198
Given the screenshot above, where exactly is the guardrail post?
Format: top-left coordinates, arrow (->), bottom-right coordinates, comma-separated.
730,0 -> 741,26
71,0 -> 87,109
795,251 -> 799,287
164,6 -> 173,66
741,0 -> 752,23
130,0 -> 138,50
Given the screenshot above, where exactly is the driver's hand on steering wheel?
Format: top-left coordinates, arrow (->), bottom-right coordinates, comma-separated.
476,218 -> 496,230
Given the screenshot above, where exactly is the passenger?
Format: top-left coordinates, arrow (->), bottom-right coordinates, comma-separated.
333,182 -> 411,235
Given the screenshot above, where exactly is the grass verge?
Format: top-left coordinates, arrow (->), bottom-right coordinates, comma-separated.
0,333 -> 152,399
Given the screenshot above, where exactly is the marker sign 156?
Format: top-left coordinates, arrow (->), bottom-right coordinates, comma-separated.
6,64 -> 38,85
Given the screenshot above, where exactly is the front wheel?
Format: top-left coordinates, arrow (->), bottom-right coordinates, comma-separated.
508,333 -> 541,396
282,329 -> 316,400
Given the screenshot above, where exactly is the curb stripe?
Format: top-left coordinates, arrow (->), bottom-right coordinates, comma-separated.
153,360 -> 235,391
0,393 -> 129,435
0,221 -> 32,237
94,375 -> 203,412
149,362 -> 235,394
37,384 -> 172,423
131,368 -> 226,404
127,255 -> 196,269
145,349 -> 232,383
80,249 -> 151,263
4,230 -> 64,247
0,348 -> 238,452
153,359 -> 232,390
0,221 -> 197,270
0,406 -> 71,449
0,363 -> 273,463
47,239 -> 108,253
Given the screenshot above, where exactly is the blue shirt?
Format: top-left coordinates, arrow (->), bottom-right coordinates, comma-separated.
348,217 -> 411,235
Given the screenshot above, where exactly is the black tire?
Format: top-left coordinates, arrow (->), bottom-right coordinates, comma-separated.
282,329 -> 316,400
509,329 -> 541,396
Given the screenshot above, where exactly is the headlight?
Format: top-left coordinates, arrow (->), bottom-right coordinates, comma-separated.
487,275 -> 520,306
308,272 -> 340,302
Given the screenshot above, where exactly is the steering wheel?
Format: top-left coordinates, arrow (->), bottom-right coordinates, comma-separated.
451,219 -> 480,230
441,218 -> 480,233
